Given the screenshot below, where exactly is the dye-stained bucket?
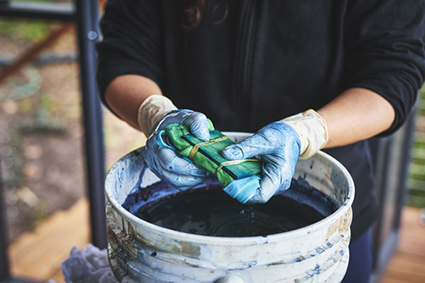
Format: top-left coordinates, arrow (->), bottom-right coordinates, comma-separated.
105,132 -> 354,283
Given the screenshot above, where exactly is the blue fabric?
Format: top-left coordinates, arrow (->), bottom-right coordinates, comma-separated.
223,175 -> 262,203
342,229 -> 373,283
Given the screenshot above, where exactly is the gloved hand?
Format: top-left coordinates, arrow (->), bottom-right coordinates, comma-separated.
222,109 -> 328,203
139,95 -> 211,189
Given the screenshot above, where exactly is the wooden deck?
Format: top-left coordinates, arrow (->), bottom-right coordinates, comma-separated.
8,199 -> 425,283
9,198 -> 90,283
380,206 -> 425,283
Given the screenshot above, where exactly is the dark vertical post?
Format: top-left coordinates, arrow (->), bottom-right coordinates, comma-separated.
75,0 -> 107,249
394,109 -> 416,228
0,161 -> 10,282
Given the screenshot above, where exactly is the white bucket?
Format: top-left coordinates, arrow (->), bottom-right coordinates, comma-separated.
105,132 -> 354,283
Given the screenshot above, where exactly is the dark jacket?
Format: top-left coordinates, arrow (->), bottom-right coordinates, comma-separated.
96,0 -> 425,240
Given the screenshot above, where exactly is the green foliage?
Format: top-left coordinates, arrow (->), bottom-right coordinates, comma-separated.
12,0 -> 52,2
39,94 -> 56,113
19,106 -> 67,135
410,173 -> 425,182
0,1 -> 73,44
0,19 -> 50,43
29,199 -> 50,231
3,132 -> 25,190
408,86 -> 425,207
18,99 -> 34,114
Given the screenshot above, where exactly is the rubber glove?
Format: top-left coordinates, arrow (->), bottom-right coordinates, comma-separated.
139,95 -> 211,189
222,109 -> 328,203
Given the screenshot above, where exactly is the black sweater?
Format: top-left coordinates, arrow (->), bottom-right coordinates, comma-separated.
96,0 -> 425,240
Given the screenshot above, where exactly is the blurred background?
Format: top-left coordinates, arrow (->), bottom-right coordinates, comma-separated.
0,1 -> 423,283
0,5 -> 141,244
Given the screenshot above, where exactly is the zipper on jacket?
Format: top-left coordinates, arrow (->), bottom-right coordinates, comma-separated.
237,0 -> 257,130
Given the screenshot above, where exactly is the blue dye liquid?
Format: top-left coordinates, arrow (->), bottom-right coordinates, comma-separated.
131,178 -> 337,237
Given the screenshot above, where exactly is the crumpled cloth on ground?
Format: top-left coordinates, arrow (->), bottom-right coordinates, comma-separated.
60,244 -> 118,283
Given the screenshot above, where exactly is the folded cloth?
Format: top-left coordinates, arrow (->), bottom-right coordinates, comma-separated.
157,122 -> 263,203
61,244 -> 118,283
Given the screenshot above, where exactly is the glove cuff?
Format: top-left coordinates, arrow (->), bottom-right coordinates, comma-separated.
137,95 -> 178,136
281,109 -> 328,160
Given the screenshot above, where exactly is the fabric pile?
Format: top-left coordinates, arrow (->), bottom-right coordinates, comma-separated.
60,244 -> 118,283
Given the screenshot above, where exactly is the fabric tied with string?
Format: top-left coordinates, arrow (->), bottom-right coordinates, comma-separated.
156,122 -> 262,203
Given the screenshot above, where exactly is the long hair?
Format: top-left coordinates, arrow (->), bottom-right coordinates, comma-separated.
183,0 -> 228,30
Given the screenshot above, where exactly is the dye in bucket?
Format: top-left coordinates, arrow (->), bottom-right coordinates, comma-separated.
105,132 -> 354,283
124,177 -> 338,237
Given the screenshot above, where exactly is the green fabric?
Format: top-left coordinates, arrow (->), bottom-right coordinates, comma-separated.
164,122 -> 262,188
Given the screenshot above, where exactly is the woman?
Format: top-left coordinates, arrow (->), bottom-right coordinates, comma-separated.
96,1 -> 425,281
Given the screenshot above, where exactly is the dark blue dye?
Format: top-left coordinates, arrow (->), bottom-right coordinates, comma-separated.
125,177 -> 338,237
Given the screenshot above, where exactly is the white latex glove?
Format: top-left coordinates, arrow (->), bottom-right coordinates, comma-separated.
282,109 -> 328,160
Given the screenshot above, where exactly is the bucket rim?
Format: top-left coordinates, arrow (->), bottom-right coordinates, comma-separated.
105,143 -> 355,246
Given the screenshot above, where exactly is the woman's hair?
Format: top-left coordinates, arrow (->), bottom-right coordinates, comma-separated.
183,0 -> 228,30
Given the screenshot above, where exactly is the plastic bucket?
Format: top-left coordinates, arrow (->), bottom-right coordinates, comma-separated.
105,132 -> 354,283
